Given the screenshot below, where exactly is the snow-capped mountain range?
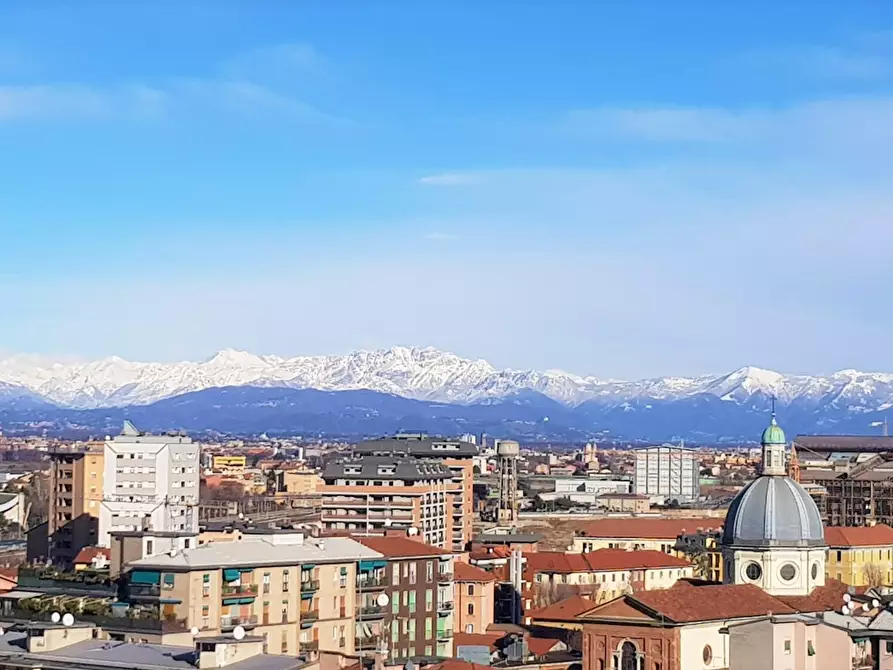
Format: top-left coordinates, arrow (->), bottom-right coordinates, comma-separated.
2,345 -> 893,415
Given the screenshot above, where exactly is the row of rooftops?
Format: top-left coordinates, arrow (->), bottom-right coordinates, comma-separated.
573,517 -> 893,548
322,455 -> 454,481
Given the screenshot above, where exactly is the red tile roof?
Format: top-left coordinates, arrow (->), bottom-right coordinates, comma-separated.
776,579 -> 854,613
526,638 -> 563,657
454,562 -> 497,582
577,518 -> 723,540
432,661 -> 491,670
354,536 -> 450,558
824,525 -> 893,547
525,550 -> 691,574
527,595 -> 597,621
469,546 -> 512,561
0,568 -> 17,584
621,584 -> 797,623
73,547 -> 110,564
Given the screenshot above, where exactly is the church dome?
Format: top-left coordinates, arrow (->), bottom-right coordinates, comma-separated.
761,415 -> 786,445
722,475 -> 825,548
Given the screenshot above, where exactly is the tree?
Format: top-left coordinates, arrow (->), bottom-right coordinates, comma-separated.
863,562 -> 886,588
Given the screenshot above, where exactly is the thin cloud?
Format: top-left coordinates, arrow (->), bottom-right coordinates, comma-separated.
742,44 -> 890,80
424,232 -> 457,241
417,173 -> 478,186
0,84 -> 167,121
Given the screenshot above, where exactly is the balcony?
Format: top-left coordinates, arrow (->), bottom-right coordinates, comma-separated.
220,614 -> 258,631
437,571 -> 453,583
357,575 -> 387,590
299,640 -> 319,653
359,605 -> 386,618
357,635 -> 382,651
436,628 -> 453,640
8,608 -> 188,634
300,609 -> 320,622
300,580 -> 320,592
437,601 -> 454,612
127,584 -> 162,600
222,583 -> 258,597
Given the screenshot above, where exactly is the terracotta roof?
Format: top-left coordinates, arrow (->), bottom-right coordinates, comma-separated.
469,546 -> 512,561
527,595 -> 597,621
431,661 -> 491,670
73,547 -> 110,564
776,579 -> 854,613
526,638 -> 563,657
525,550 -> 691,574
577,517 -> 723,540
354,536 -> 450,558
453,632 -> 504,651
454,562 -> 497,582
0,568 -> 17,583
621,584 -> 797,623
825,525 -> 893,547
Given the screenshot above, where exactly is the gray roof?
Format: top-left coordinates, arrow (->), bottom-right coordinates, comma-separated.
722,475 -> 825,549
322,455 -> 453,482
793,435 -> 893,454
129,535 -> 382,570
0,633 -> 302,670
354,437 -> 478,458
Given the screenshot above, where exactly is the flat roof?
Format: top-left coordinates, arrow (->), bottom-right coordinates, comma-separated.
129,535 -> 382,570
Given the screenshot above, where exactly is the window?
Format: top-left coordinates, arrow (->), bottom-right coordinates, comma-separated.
466,624 -> 474,633
467,603 -> 474,615
409,563 -> 417,585
886,641 -> 893,654
780,564 -> 797,582
745,562 -> 762,581
836,551 -> 842,561
467,584 -> 474,596
425,618 -> 433,639
702,645 -> 712,664
427,561 -> 434,582
426,589 -> 433,612
392,592 -> 400,614
784,640 -> 791,655
146,540 -> 154,555
807,641 -> 815,656
409,620 -> 416,641
393,564 -> 400,585
409,591 -> 416,614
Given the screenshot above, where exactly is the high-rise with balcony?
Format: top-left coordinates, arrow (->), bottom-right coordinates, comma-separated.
44,446 -> 105,567
352,435 -> 478,551
120,532 -> 381,656
320,456 -> 454,548
99,421 -> 200,547
355,536 -> 455,661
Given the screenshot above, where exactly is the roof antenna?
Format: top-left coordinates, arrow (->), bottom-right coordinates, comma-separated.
770,395 -> 777,420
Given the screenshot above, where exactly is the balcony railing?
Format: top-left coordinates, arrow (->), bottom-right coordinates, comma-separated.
299,640 -> 319,652
222,583 -> 258,597
438,601 -> 454,611
8,608 -> 188,633
357,635 -> 382,650
220,614 -> 258,630
436,628 -> 453,640
127,584 -> 162,599
357,575 -> 387,589
437,571 -> 453,583
300,609 -> 320,622
359,605 -> 386,618
300,580 -> 320,592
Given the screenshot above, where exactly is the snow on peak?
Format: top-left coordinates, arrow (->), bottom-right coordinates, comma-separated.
2,346 -> 893,412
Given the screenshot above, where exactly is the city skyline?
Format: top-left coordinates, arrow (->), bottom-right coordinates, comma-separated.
3,2 -> 893,378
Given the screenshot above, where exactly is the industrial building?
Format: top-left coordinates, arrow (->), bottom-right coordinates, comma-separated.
632,444 -> 699,502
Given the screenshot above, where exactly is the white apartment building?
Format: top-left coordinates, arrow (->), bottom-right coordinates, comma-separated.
98,421 -> 200,547
633,445 -> 699,502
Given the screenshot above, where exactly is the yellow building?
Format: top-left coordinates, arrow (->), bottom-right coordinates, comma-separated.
571,517 -> 724,554
277,469 -> 322,495
825,525 -> 893,587
46,447 -> 105,567
211,455 -> 247,471
675,531 -> 724,582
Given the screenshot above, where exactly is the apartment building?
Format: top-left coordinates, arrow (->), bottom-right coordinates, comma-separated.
453,561 -> 496,635
355,536 -> 456,661
45,447 -> 104,567
320,456 -> 454,548
121,533 -> 379,656
633,445 -> 699,501
523,549 -> 694,606
353,435 -> 478,551
825,524 -> 893,587
99,421 -> 200,547
571,517 -> 724,554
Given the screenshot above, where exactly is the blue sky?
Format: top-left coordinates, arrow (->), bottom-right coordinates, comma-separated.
3,2 -> 893,378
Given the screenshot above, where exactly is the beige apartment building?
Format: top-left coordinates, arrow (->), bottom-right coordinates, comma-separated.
122,533 -> 381,657
453,561 -> 496,635
320,456 -> 457,549
353,436 -> 479,551
46,446 -> 105,567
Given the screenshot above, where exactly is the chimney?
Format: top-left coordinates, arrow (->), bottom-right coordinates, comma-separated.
196,637 -> 265,668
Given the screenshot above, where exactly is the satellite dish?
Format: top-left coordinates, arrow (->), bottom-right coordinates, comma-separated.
404,661 -> 416,670
843,594 -> 852,603
863,603 -> 871,612
376,593 -> 390,607
238,513 -> 244,520
62,613 -> 75,627
233,625 -> 246,641
384,518 -> 393,527
407,527 -> 418,536
873,599 -> 881,609
50,612 -> 61,624
190,627 -> 200,636
0,626 -> 5,636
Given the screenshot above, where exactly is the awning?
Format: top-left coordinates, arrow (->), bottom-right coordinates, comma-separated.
301,592 -> 314,600
239,568 -> 254,573
300,564 -> 316,570
223,569 -> 240,582
163,574 -> 175,586
340,567 -> 348,576
130,570 -> 160,585
223,597 -> 255,605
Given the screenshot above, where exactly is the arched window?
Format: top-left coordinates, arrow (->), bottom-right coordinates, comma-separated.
467,584 -> 474,596
468,603 -> 474,615
613,641 -> 640,670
